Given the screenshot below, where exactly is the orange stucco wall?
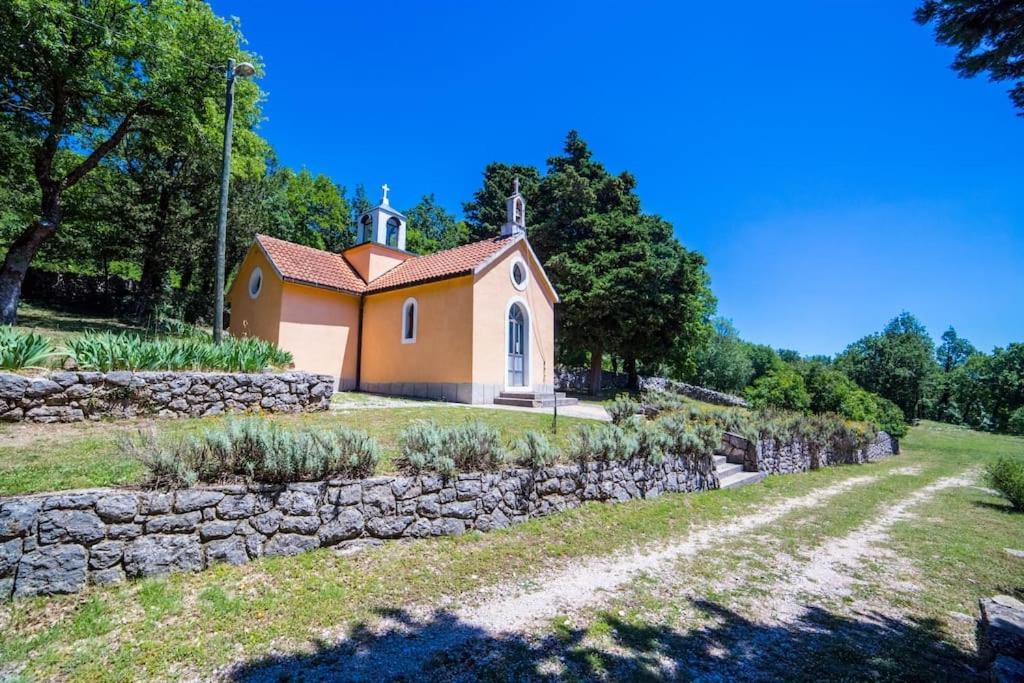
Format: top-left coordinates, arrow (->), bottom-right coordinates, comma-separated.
278,282 -> 361,383
360,276 -> 474,385
227,246 -> 283,345
344,243 -> 408,283
472,242 -> 556,392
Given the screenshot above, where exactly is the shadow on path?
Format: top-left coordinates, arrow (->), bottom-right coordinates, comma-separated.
228,597 -> 979,682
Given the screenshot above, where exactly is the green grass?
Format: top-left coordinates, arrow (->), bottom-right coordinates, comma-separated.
0,406 -> 591,495
14,303 -> 165,346
1,423 -> 1021,681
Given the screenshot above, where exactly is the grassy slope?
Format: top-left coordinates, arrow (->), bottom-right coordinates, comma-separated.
0,406 -> 590,495
0,421 -> 1020,681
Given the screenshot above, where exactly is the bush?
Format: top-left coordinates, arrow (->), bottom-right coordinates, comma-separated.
745,366 -> 811,413
64,332 -> 292,372
565,423 -> 639,464
0,328 -> 56,369
985,457 -> 1024,511
659,416 -> 722,460
608,394 -> 642,425
513,430 -> 557,468
1008,407 -> 1024,437
123,417 -> 380,487
397,420 -> 508,475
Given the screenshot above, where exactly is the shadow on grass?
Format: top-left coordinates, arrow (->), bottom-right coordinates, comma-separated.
971,499 -> 1021,515
228,598 -> 979,682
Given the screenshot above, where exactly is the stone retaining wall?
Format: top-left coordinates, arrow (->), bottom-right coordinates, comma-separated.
0,371 -> 334,423
555,367 -> 747,407
720,430 -> 898,475
0,454 -> 717,599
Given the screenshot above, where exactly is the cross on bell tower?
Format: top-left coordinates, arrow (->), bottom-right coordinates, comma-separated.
501,178 -> 527,237
356,182 -> 407,250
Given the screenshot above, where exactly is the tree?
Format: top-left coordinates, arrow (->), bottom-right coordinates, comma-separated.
936,326 -> 977,372
0,0 -> 258,323
280,168 -> 352,252
916,0 -> 1024,115
835,312 -> 939,420
463,163 -> 541,242
745,365 -> 811,413
529,132 -> 653,392
404,194 -> 468,254
988,343 -> 1024,432
690,318 -> 754,394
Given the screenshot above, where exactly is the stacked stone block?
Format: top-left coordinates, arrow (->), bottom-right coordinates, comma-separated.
0,371 -> 334,423
0,454 -> 716,599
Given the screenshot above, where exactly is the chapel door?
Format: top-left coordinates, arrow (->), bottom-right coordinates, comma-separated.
508,304 -> 526,387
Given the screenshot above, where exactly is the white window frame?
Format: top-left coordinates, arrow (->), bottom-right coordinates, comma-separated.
248,266 -> 263,299
509,255 -> 529,291
401,297 -> 418,344
504,296 -> 532,391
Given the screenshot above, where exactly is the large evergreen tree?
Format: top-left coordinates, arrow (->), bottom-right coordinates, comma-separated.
916,0 -> 1024,115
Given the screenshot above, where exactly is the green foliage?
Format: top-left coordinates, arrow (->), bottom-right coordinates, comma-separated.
690,318 -> 754,393
608,394 -> 642,425
1009,408 -> 1024,437
745,366 -> 811,413
123,417 -> 380,487
916,0 -> 1024,114
0,327 -> 56,369
658,416 -> 723,460
565,423 -> 639,464
985,457 -> 1024,512
63,332 -> 292,372
463,163 -> 542,242
397,420 -> 508,475
404,194 -> 469,255
277,168 -> 353,252
836,312 -> 938,420
513,430 -> 558,468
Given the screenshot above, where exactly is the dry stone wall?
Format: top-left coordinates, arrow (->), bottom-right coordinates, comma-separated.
0,455 -> 717,599
721,430 -> 898,475
554,367 -> 748,408
0,371 -> 334,423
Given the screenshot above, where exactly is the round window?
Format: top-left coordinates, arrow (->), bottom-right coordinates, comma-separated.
248,267 -> 263,299
510,258 -> 528,290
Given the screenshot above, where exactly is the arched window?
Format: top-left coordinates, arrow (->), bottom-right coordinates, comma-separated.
360,214 -> 373,243
402,298 -> 417,343
386,217 -> 401,248
514,197 -> 524,225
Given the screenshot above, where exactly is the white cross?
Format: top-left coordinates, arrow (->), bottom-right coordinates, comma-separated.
513,177 -> 520,194
381,183 -> 390,204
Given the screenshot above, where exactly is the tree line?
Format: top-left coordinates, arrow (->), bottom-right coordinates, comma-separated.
689,312 -> 1024,437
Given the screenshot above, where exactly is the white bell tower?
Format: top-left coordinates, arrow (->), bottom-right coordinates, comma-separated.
501,178 -> 527,237
357,183 -> 407,250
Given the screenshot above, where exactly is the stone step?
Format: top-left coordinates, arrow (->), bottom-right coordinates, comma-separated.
498,391 -> 569,400
718,470 -> 766,490
712,455 -> 727,466
493,395 -> 580,408
715,463 -> 743,478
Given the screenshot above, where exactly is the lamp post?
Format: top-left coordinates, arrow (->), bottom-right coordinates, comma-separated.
213,58 -> 257,344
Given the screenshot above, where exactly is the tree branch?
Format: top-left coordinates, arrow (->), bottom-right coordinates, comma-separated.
61,101 -> 155,189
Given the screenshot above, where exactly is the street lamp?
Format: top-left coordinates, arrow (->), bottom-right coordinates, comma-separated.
213,58 -> 257,344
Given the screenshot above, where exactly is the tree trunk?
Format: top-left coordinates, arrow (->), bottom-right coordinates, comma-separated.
0,187 -> 60,324
625,356 -> 639,392
588,344 -> 604,396
133,182 -> 175,322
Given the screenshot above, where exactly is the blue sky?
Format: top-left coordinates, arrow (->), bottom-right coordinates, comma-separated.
210,0 -> 1023,357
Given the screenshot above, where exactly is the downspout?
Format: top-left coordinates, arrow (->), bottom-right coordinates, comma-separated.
355,294 -> 365,391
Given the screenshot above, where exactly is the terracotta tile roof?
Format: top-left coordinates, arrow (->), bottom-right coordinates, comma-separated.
255,233 -> 521,296
256,234 -> 366,293
364,236 -> 516,293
